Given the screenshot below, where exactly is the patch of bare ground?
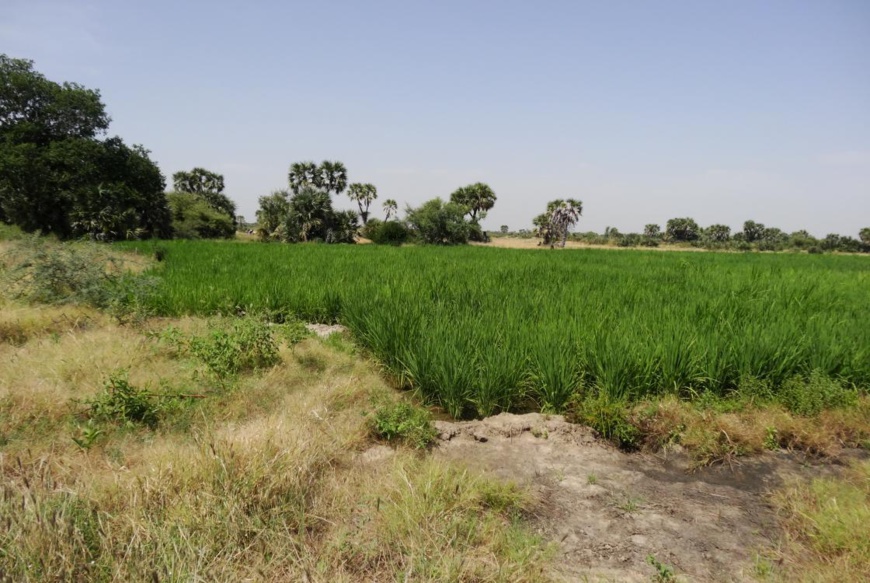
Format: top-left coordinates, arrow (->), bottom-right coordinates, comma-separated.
434,412 -> 856,582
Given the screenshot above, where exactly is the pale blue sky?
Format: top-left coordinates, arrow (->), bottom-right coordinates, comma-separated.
2,0 -> 869,236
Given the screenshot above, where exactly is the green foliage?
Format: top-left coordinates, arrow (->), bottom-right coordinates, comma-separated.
172,167 -> 236,219
741,220 -> 765,243
366,219 -> 410,245
369,399 -> 437,449
382,198 -> 398,220
189,318 -> 280,382
288,160 -> 347,196
347,182 -> 377,224
255,190 -> 291,240
569,394 -> 641,450
262,186 -> 357,243
449,182 -> 496,222
119,241 -> 870,419
665,217 -> 700,242
0,54 -> 170,240
167,192 -> 235,239
84,373 -> 164,428
535,199 -> 583,247
705,224 -> 731,243
405,198 -> 473,245
646,555 -> 677,582
779,371 -> 858,416
3,237 -> 158,321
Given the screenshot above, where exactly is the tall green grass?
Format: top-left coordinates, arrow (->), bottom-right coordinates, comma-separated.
121,241 -> 870,417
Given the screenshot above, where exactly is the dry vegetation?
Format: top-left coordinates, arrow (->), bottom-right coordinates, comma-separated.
0,297 -> 551,581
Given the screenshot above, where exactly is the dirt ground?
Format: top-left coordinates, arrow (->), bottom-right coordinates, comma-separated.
433,413 -> 851,583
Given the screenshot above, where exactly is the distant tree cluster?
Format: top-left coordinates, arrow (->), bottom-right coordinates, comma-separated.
0,54 -> 171,240
256,161 -> 358,243
560,218 -> 870,254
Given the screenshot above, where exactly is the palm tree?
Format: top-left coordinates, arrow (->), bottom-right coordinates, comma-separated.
449,182 -> 496,223
288,161 -> 318,194
383,199 -> 398,220
318,160 -> 348,196
347,183 -> 378,225
548,199 -> 583,248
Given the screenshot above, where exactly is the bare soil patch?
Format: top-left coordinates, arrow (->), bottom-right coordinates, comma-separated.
434,413 -> 850,582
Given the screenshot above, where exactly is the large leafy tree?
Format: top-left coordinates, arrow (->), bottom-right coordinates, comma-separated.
706,224 -> 731,242
450,182 -> 496,222
347,182 -> 377,225
172,167 -> 236,219
741,220 -> 765,243
665,217 -> 700,242
0,54 -> 170,239
405,198 -> 472,245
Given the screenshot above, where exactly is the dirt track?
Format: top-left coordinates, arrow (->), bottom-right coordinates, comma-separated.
434,413 -> 847,582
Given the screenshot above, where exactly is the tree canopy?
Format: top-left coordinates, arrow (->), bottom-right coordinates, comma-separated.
449,182 -> 496,223
172,167 -> 236,219
405,198 -> 472,245
0,54 -> 170,240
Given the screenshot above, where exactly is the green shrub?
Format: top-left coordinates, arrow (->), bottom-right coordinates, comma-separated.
189,318 -> 279,382
368,220 -> 410,246
2,237 -> 158,322
568,394 -> 641,450
369,399 -> 437,449
779,371 -> 857,416
85,373 -> 164,428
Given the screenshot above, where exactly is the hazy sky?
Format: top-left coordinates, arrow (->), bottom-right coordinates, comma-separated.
2,0 -> 869,236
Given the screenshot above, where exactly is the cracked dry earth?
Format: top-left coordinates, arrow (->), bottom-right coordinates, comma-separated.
433,413 -> 843,583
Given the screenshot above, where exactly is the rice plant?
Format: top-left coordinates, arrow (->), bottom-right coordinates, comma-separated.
119,240 -> 870,418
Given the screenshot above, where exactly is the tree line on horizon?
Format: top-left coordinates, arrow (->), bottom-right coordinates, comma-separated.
1,54 -> 867,253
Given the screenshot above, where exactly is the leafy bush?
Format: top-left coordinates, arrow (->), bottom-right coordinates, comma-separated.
367,220 -> 410,246
568,394 -> 641,450
369,399 -> 437,449
189,318 -> 279,381
405,198 -> 471,245
85,373 -> 164,428
2,237 -> 158,321
780,371 -> 857,416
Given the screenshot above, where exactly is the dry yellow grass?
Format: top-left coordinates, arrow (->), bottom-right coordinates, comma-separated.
0,301 -> 552,582
633,395 -> 870,467
768,460 -> 870,582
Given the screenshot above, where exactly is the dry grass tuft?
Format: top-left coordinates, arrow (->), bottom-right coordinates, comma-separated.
769,459 -> 870,582
632,395 -> 870,468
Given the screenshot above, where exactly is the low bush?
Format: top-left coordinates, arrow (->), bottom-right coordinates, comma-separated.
369,399 -> 437,449
2,237 -> 158,322
367,220 -> 410,246
568,394 -> 641,450
83,373 -> 165,429
779,371 -> 858,416
189,317 -> 280,382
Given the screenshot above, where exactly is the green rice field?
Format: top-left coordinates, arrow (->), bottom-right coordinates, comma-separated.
126,241 -> 870,418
